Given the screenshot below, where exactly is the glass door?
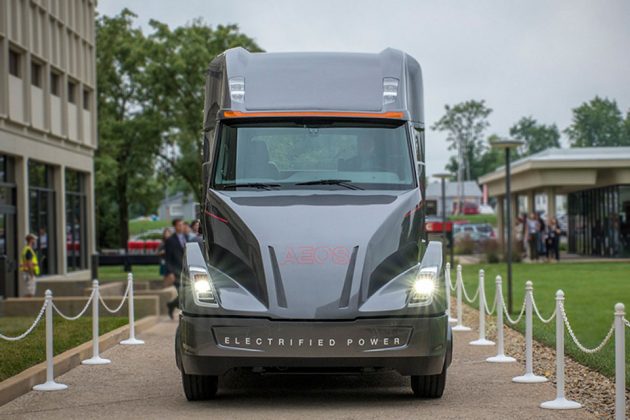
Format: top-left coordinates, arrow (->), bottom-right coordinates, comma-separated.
0,155 -> 18,297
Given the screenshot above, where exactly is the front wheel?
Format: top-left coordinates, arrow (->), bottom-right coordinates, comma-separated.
182,372 -> 218,401
410,359 -> 447,398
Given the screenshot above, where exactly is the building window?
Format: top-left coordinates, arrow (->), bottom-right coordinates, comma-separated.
28,161 -> 57,275
31,62 -> 42,87
50,72 -> 60,96
68,81 -> 76,103
9,50 -> 21,78
65,170 -> 87,271
83,89 -> 90,110
0,155 -> 18,297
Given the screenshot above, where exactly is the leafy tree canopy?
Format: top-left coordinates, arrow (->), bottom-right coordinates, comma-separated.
565,96 -> 627,147
95,9 -> 261,248
432,100 -> 492,181
509,116 -> 561,156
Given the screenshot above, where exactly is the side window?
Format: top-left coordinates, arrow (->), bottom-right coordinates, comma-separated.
412,124 -> 425,190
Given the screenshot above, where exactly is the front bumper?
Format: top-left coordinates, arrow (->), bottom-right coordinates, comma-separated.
178,314 -> 450,376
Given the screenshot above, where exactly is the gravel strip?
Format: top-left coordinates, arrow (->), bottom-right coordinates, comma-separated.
456,299 -> 629,419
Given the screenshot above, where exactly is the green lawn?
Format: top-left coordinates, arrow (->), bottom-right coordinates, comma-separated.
0,316 -> 128,382
98,265 -> 162,282
449,214 -> 497,226
129,219 -> 170,236
459,262 -> 630,386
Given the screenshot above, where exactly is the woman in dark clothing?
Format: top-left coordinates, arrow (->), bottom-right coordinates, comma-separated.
546,218 -> 561,261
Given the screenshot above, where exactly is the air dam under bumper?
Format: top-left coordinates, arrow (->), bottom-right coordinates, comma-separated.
178,314 -> 450,376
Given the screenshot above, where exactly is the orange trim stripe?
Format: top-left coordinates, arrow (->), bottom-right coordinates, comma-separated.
223,110 -> 405,119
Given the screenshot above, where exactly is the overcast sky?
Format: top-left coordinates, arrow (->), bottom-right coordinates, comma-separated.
99,0 -> 630,177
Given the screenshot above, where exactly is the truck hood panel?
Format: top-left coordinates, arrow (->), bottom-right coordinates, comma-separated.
205,190 -> 423,319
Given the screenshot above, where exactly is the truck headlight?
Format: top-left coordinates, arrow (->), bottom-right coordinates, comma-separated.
409,266 -> 438,305
191,270 -> 218,306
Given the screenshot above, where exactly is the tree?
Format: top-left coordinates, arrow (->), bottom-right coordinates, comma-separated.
432,100 -> 492,181
509,116 -> 560,156
432,100 -> 492,213
565,96 -> 627,147
144,20 -> 263,204
95,10 -> 164,249
445,134 -> 504,180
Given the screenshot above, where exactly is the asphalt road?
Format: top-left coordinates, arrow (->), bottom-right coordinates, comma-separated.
0,319 -> 593,420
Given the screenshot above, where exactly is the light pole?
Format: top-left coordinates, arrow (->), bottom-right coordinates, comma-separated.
490,139 -> 523,314
434,173 -> 452,267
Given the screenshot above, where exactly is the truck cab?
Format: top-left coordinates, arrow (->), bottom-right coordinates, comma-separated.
175,47 -> 452,400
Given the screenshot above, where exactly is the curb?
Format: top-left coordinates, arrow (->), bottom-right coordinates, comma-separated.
0,315 -> 160,407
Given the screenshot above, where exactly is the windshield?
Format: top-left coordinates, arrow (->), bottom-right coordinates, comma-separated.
212,121 -> 416,191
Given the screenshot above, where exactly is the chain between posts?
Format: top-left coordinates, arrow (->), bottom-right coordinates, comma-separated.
461,279 -> 479,304
560,301 -> 615,354
0,300 -> 47,341
503,294 -> 527,325
484,291 -> 497,315
531,294 -> 556,324
99,280 -> 131,314
52,289 -> 95,321
624,317 -> 630,328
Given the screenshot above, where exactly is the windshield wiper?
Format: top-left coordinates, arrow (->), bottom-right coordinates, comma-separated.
295,179 -> 363,190
222,182 -> 281,190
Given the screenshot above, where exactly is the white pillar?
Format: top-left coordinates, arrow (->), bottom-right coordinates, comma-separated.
614,303 -> 625,420
445,263 -> 456,323
487,276 -> 516,362
33,290 -> 68,391
540,290 -> 581,410
513,281 -> 548,383
121,273 -> 144,345
82,280 -> 111,365
470,269 -> 494,346
452,265 -> 471,331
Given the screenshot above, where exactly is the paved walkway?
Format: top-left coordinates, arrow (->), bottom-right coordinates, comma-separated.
0,318 -> 593,420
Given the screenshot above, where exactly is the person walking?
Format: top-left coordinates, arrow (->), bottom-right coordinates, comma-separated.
526,212 -> 539,261
165,219 -> 187,319
19,234 -> 39,297
158,227 -> 172,283
546,217 -> 561,262
188,219 -> 203,245
537,213 -> 546,259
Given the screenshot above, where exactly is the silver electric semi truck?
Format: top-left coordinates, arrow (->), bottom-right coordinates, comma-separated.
175,47 -> 451,400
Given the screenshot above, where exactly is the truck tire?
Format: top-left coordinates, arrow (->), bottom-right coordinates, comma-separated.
182,372 -> 218,401
410,358 -> 447,398
410,367 -> 446,398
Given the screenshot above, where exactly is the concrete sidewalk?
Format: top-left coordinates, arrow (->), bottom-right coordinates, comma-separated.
0,318 -> 593,420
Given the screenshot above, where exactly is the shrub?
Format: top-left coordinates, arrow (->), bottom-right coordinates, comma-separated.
481,239 -> 500,263
454,235 -> 475,255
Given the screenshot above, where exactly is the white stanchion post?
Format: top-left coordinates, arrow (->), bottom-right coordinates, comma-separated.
513,281 -> 548,383
121,273 -> 144,345
452,265 -> 471,332
487,276 -> 515,362
33,290 -> 68,391
470,269 -> 494,346
445,263 -> 457,324
82,280 -> 111,365
614,303 -> 625,420
540,290 -> 581,410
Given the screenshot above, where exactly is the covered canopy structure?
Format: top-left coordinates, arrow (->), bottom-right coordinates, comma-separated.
479,147 -> 630,258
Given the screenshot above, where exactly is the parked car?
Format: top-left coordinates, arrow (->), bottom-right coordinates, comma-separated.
453,223 -> 495,241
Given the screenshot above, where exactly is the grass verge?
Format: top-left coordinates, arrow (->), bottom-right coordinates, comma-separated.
460,262 -> 630,386
449,214 -> 497,226
0,316 -> 128,382
129,219 -> 170,237
98,265 -> 162,282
